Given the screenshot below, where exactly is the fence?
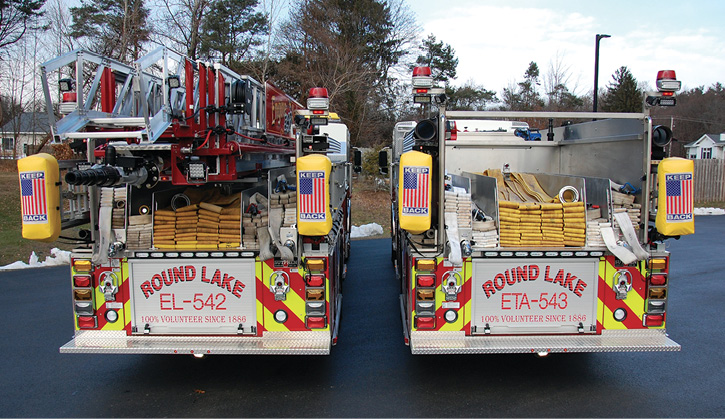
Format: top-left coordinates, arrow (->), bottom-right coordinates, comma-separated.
693,159 -> 725,202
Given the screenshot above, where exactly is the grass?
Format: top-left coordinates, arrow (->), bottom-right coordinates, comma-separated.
0,164 -> 392,266
0,170 -> 80,266
351,175 -> 391,239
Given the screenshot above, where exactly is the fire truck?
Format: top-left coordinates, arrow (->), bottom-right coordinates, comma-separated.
17,48 -> 353,355
386,66 -> 693,355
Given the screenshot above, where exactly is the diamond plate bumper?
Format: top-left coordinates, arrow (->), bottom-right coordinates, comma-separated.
60,330 -> 332,355
409,330 -> 681,355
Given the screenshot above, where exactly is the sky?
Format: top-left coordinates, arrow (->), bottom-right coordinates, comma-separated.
405,0 -> 725,96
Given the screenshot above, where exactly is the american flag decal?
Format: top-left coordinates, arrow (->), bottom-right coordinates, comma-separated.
20,171 -> 48,223
402,166 -> 429,216
299,170 -> 326,221
665,172 -> 693,221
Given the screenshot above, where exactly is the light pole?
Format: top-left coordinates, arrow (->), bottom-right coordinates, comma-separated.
593,34 -> 611,112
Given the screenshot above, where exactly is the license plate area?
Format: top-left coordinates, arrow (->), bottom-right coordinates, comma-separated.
129,258 -> 256,334
471,258 -> 598,335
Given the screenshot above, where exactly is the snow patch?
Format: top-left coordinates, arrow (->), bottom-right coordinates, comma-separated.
0,248 -> 71,271
694,207 -> 725,216
351,223 -> 384,238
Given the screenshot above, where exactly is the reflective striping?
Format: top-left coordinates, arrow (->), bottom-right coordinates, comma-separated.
255,260 -> 266,333
596,257 -> 606,333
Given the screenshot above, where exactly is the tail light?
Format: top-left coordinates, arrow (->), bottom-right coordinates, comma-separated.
645,256 -> 669,327
416,274 -> 435,287
77,316 -> 97,329
644,314 -> 664,327
306,316 -> 326,329
305,274 -> 324,287
415,316 -> 435,329
73,275 -> 91,287
305,259 -> 327,326
650,274 -> 667,286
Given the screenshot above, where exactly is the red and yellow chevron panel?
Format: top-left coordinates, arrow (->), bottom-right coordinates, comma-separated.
258,258 -> 330,333
72,258 -> 130,332
598,256 -> 655,330
410,256 -> 471,332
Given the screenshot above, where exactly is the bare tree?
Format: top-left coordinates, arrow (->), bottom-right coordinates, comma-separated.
151,0 -> 212,59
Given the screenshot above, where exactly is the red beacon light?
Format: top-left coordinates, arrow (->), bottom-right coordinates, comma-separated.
656,70 -> 681,93
307,87 -> 329,112
412,66 -> 433,90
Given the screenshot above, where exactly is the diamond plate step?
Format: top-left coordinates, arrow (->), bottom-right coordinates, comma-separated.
60,330 -> 331,355
410,329 -> 681,355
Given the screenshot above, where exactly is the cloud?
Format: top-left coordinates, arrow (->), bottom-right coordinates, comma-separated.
415,3 -> 724,94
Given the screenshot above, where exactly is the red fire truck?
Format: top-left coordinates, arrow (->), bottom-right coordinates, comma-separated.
387,66 -> 693,355
18,47 -> 353,355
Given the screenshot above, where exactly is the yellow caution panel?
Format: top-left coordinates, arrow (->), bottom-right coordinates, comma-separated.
399,151 -> 432,235
656,157 -> 694,236
17,153 -> 61,242
297,154 -> 332,236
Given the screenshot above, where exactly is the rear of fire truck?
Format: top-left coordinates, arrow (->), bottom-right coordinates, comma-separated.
389,66 -> 692,355
17,48 -> 351,355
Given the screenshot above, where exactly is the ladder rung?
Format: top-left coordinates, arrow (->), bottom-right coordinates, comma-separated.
89,117 -> 146,126
64,131 -> 145,139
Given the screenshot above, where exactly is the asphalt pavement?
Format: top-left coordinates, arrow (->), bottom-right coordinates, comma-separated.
0,216 -> 723,417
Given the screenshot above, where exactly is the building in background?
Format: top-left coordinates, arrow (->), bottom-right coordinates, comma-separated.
0,112 -> 50,159
684,133 -> 725,159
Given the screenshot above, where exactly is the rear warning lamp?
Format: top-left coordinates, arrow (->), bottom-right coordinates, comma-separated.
306,302 -> 326,316
73,275 -> 91,288
306,259 -> 325,272
74,289 -> 93,301
73,259 -> 92,273
74,302 -> 94,315
416,259 -> 436,272
648,288 -> 667,299
650,274 -> 667,286
416,275 -> 435,288
415,316 -> 435,329
306,289 -> 325,301
77,316 -> 97,329
305,274 -> 325,288
649,258 -> 667,271
306,316 -> 327,329
416,289 -> 435,301
647,300 -> 666,313
644,314 -> 665,327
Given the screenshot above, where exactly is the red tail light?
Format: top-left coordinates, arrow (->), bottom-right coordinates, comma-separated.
73,275 -> 91,287
415,316 -> 435,329
650,274 -> 667,286
306,316 -> 326,329
306,274 -> 324,287
77,316 -> 97,329
415,88 -> 429,94
644,314 -> 664,327
416,275 -> 435,288
62,92 -> 77,102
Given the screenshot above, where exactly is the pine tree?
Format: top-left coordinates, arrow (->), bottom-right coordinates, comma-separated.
413,34 -> 458,85
600,66 -> 642,113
